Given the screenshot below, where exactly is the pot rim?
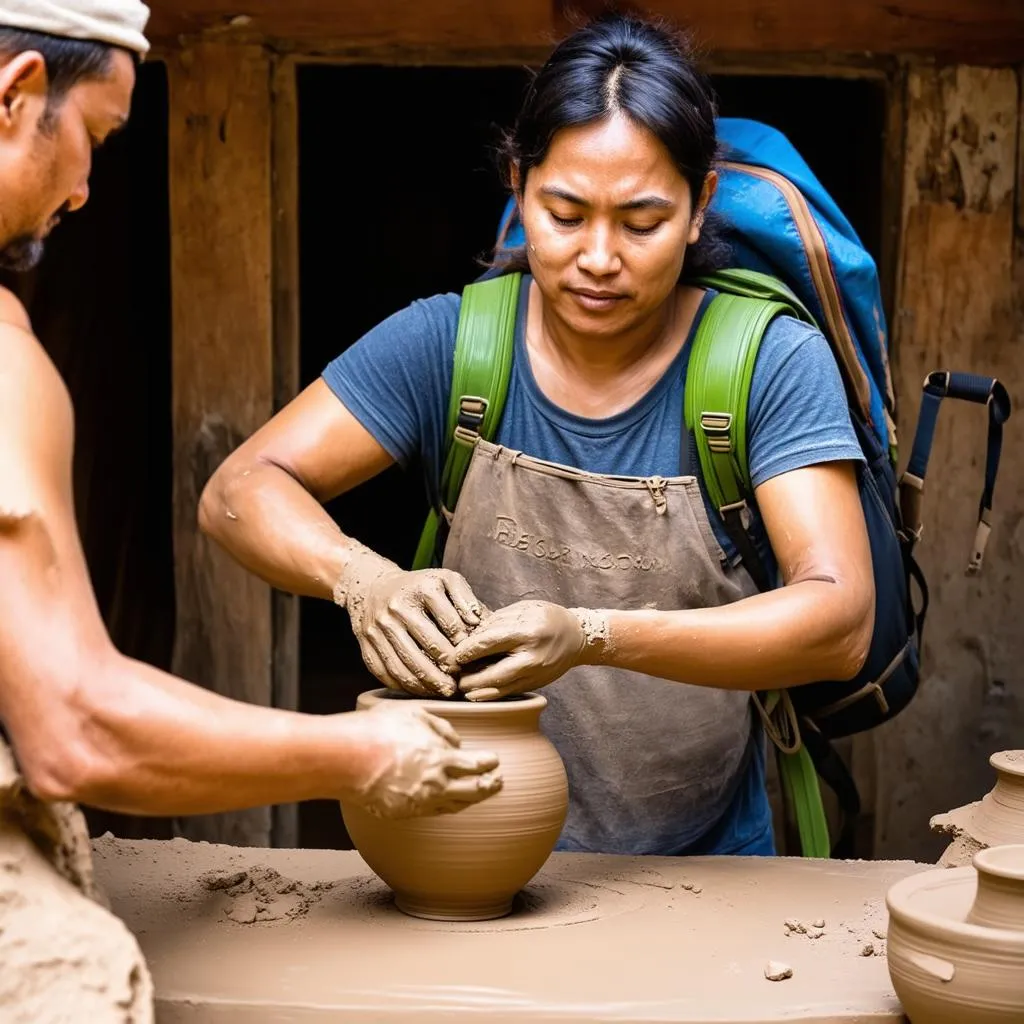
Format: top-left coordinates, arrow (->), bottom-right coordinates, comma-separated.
991,749 -> 1024,780
974,843 -> 1024,883
356,687 -> 548,716
886,865 -> 1024,948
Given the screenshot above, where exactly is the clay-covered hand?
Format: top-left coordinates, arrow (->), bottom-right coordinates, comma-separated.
341,702 -> 503,818
448,601 -> 608,701
333,542 -> 484,697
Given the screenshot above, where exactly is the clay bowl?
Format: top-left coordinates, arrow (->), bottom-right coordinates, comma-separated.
340,688 -> 568,922
886,844 -> 1024,1022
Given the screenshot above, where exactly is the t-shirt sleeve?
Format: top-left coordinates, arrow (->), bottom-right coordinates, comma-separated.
746,315 -> 865,490
320,293 -> 459,500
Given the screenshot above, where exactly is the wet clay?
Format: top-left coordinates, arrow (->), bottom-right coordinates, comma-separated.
93,833 -> 928,1022
333,698 -> 502,819
570,607 -> 611,649
931,750 -> 1024,866
200,863 -> 338,923
0,742 -> 153,1022
341,688 -> 567,921
886,844 -> 1024,1023
331,541 -> 481,698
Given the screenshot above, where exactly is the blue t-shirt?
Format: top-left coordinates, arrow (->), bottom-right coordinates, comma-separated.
322,278 -> 863,856
323,280 -> 863,572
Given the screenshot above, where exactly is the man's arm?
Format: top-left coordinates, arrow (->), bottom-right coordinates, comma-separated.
0,304 -> 500,817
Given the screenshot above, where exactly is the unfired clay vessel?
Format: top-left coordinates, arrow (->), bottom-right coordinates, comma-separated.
886,843 -> 1024,1023
931,750 -> 1024,866
340,689 -> 568,922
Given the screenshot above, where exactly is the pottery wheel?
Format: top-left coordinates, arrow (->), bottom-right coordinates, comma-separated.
329,871 -> 647,932
93,835 -> 927,1023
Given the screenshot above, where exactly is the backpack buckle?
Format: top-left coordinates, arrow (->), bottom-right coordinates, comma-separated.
967,510 -> 992,576
700,411 -> 734,454
457,396 -> 488,434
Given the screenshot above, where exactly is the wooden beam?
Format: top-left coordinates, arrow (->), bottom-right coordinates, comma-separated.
148,0 -> 553,57
873,64 -> 1023,861
168,42 -> 275,848
554,1 -> 1024,64
270,54 -> 302,850
878,64 -> 908,328
147,0 -> 1024,64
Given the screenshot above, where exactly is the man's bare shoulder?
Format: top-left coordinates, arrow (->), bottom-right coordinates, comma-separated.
0,285 -> 33,334
0,286 -> 71,406
0,286 -> 74,503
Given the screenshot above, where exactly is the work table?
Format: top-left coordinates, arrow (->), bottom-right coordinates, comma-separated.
92,835 -> 927,1022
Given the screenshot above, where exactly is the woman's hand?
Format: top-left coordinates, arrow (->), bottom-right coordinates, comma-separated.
336,544 -> 485,698
447,601 -> 604,701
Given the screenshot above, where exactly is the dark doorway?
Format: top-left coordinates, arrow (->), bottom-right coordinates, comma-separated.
296,66 -> 887,849
296,64 -> 532,847
711,75 -> 887,264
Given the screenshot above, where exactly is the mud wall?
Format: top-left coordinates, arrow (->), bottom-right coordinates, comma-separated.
872,65 -> 1024,861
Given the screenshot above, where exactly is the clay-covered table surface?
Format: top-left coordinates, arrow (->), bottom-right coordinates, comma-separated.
92,835 -> 929,1023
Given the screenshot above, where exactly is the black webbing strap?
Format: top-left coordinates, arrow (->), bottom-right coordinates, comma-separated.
900,371 -> 1011,575
684,429 -> 773,593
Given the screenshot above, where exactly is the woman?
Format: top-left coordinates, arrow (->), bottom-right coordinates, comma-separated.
200,12 -> 874,857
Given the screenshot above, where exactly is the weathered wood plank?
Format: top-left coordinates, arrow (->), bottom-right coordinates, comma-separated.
148,0 -> 552,55
168,43 -> 274,848
555,0 -> 1024,63
147,1 -> 1024,63
270,54 -> 302,851
874,65 -> 1023,861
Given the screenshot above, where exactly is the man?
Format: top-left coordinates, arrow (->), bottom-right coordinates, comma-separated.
0,4 -> 501,1019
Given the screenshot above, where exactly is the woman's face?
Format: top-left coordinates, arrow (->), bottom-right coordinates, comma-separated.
518,111 -> 713,338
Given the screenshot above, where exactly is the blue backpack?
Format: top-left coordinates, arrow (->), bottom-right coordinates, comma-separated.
427,117 -> 1011,857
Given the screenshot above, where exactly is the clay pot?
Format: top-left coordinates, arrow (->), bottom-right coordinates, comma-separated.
932,750 -> 1024,854
340,688 -> 568,922
886,844 -> 1024,1023
966,845 -> 1024,931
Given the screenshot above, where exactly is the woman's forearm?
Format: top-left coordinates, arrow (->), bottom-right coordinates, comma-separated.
592,578 -> 874,690
198,457 -> 360,600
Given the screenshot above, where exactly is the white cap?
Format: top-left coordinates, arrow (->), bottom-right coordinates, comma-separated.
0,1 -> 150,58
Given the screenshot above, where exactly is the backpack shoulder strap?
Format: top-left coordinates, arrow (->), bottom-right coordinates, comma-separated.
686,272 -> 832,860
412,272 -> 521,569
684,285 -> 800,593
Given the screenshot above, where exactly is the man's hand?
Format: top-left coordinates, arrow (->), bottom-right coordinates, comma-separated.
339,702 -> 502,818
334,543 -> 485,697
447,601 -> 607,701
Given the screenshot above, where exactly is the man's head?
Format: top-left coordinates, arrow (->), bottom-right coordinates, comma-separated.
0,3 -> 150,271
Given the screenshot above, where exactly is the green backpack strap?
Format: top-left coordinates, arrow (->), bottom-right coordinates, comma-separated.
412,272 -> 522,570
686,269 -> 830,859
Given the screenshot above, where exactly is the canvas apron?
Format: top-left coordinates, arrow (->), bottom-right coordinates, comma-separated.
442,438 -> 762,855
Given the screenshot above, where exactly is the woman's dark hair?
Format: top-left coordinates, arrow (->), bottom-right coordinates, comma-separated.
493,10 -> 730,279
0,28 -> 117,133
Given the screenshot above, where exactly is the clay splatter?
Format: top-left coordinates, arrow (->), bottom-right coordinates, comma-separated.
201,865 -> 336,924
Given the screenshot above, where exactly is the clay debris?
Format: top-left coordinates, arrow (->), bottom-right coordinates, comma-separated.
783,917 -> 827,939
781,899 -> 888,958
202,864 -> 336,924
845,898 -> 888,958
936,832 -> 985,868
764,960 -> 793,981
